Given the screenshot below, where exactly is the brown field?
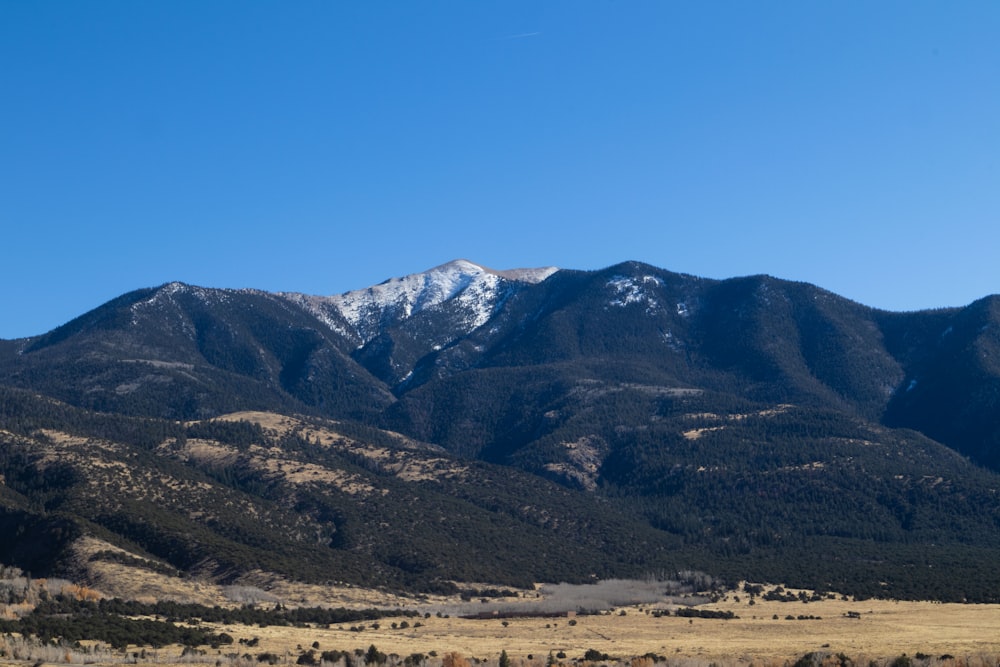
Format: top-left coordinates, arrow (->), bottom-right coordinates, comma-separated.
192,595 -> 1000,664
3,584 -> 999,667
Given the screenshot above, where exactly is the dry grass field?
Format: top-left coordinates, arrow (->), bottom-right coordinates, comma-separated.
190,594 -> 1000,665
3,582 -> 999,667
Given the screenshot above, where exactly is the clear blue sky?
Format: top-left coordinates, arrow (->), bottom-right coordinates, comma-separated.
2,2 -> 999,339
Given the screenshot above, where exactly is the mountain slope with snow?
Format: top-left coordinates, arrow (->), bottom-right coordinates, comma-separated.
283,259 -> 558,347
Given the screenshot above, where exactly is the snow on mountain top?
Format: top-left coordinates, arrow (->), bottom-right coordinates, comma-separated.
330,259 -> 556,325
331,260 -> 558,326
607,275 -> 663,311
279,260 -> 560,345
435,259 -> 559,285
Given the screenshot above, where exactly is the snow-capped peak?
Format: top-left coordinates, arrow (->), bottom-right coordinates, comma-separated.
286,260 -> 559,346
422,259 -> 558,287
446,259 -> 559,285
337,260 -> 485,325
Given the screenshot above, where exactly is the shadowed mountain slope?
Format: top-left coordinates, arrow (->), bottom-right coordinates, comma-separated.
3,260 -> 1000,601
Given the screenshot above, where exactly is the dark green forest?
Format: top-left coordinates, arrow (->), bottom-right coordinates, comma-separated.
2,383 -> 999,601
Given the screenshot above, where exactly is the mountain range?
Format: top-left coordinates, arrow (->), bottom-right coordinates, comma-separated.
1,259 -> 999,601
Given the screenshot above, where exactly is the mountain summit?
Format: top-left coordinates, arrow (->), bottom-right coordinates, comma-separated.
281,259 -> 559,347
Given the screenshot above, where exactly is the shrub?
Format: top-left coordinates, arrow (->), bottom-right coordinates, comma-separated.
890,655 -> 912,667
442,652 -> 470,667
365,645 -> 387,666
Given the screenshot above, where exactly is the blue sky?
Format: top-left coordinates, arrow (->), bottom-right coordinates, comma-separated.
2,2 -> 999,339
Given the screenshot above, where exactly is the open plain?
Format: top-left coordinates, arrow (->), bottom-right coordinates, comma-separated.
192,594 -> 1000,665
3,584 -> 1000,667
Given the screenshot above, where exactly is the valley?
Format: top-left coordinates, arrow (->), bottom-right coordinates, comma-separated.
2,577 -> 999,667
195,595 -> 1000,664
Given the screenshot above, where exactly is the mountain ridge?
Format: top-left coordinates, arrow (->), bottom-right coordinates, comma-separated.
3,259 -> 999,467
2,259 -> 1000,601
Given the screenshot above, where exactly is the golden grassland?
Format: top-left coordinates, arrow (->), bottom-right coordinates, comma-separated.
3,576 -> 999,667
2,597 -> 1000,667
195,596 -> 1000,663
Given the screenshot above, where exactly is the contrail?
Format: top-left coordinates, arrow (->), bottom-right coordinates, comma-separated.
500,31 -> 541,40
